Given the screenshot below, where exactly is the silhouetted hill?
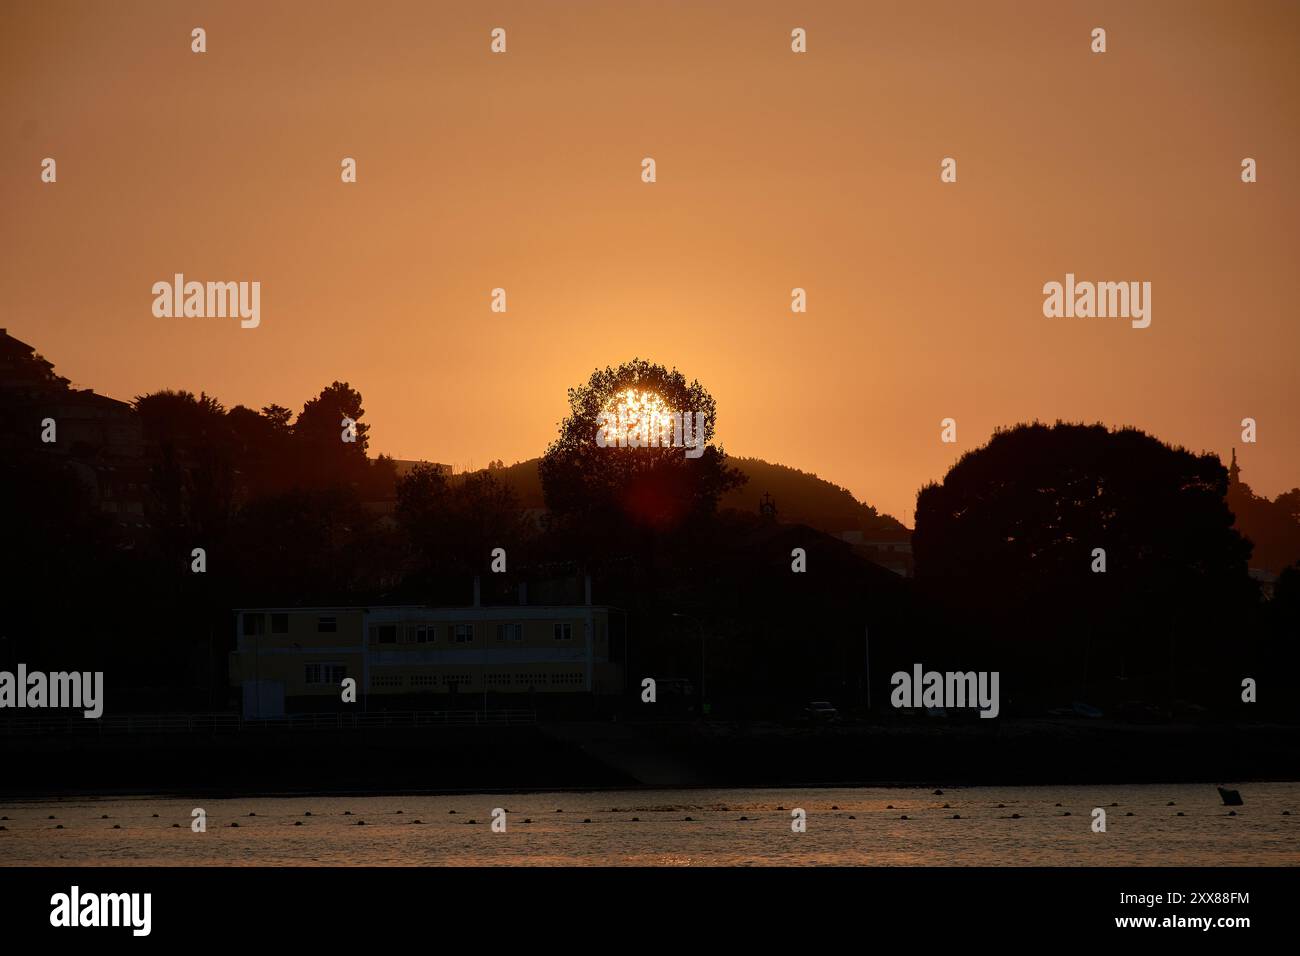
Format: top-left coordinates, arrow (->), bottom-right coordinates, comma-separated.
394,456 -> 908,536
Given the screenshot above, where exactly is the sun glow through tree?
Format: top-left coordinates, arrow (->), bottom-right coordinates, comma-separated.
600,389 -> 678,448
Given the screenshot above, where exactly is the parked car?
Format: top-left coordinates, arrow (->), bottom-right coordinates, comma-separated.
802,701 -> 840,723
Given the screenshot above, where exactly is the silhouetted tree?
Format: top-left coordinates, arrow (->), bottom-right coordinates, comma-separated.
539,359 -> 745,540
294,381 -> 370,487
913,422 -> 1256,706
396,465 -> 527,576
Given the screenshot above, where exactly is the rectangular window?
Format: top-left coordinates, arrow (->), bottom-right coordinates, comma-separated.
368,624 -> 400,644
305,663 -> 345,685
317,616 -> 337,633
242,614 -> 265,636
270,613 -> 288,634
553,623 -> 573,641
496,623 -> 522,642
454,624 -> 474,644
416,625 -> 435,643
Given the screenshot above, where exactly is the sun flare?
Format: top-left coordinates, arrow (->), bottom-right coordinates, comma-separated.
601,389 -> 678,447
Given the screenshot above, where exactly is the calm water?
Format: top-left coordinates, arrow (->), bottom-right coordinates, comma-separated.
2,783 -> 1296,866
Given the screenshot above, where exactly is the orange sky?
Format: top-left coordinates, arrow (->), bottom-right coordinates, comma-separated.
3,0 -> 1297,525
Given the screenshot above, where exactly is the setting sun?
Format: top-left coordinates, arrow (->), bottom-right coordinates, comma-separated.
602,389 -> 678,447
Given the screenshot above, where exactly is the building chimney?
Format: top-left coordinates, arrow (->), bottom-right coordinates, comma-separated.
473,575 -> 481,607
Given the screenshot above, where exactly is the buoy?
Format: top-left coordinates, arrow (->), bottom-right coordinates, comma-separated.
467,820 -> 476,824
952,814 -> 961,819
1227,811 -> 1237,816
900,815 -> 909,820
152,814 -> 159,818
48,815 -> 55,820
356,820 -> 366,826
1011,813 -> 1021,819
684,816 -> 694,821
101,814 -> 109,819
1126,812 -> 1134,816
344,811 -> 352,815
305,812 -> 312,816
632,817 -> 640,822
112,824 -> 121,829
230,823 -> 239,828
886,805 -> 894,810
996,803 -> 1005,808
933,789 -> 943,795
248,812 -> 256,817
396,810 -> 403,814
1176,811 -> 1185,817
555,809 -> 563,813
1284,811 -> 1291,816
1063,811 -> 1071,816
942,803 -> 950,809
523,818 -> 532,823
55,824 -> 64,829
1110,802 -> 1118,807
739,816 -> 749,821
171,823 -> 180,828
295,821 -> 303,826
583,818 -> 591,824
831,805 -> 839,810
1218,787 -> 1244,807
413,820 -> 423,824
1167,801 -> 1176,806
848,815 -> 856,820
449,810 -> 456,814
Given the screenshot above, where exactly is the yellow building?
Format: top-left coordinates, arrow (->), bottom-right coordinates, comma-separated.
230,599 -> 621,717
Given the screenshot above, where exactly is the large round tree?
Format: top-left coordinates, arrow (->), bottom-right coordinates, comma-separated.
540,359 -> 744,534
913,422 -> 1256,702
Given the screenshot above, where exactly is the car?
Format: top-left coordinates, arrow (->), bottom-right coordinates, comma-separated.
802,701 -> 840,723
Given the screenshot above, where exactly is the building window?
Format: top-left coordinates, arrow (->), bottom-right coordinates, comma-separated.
242,614 -> 265,636
376,624 -> 398,644
270,613 -> 288,634
305,663 -> 346,685
416,625 -> 436,644
496,623 -> 522,642
453,624 -> 474,643
372,675 -> 403,689
317,616 -> 337,633
553,623 -> 573,641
